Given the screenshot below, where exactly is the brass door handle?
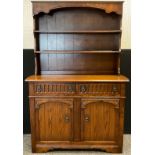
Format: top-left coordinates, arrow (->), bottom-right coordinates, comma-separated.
84,116 -> 89,122
64,115 -> 70,122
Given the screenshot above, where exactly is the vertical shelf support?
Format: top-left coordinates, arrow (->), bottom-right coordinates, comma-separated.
33,16 -> 39,75
34,53 -> 38,75
117,53 -> 121,74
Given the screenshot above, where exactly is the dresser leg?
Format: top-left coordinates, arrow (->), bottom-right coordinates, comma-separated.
31,145 -> 37,153
103,147 -> 122,153
35,146 -> 54,153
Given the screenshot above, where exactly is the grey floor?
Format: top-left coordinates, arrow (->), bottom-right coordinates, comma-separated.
23,134 -> 131,155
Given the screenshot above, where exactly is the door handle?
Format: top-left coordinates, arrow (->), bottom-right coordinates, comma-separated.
84,115 -> 89,122
64,115 -> 70,122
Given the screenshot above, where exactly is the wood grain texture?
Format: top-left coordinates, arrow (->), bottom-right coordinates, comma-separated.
25,75 -> 129,82
81,99 -> 120,141
26,1 -> 129,153
38,9 -> 121,31
27,81 -> 127,153
30,82 -> 123,97
24,134 -> 131,154
35,30 -> 122,33
39,34 -> 120,50
35,50 -> 121,54
39,53 -> 117,74
32,1 -> 123,16
33,5 -> 122,75
29,98 -> 36,152
35,98 -> 73,141
73,98 -> 81,141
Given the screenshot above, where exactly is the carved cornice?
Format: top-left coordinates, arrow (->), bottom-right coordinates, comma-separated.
81,99 -> 119,109
32,2 -> 123,16
35,99 -> 73,109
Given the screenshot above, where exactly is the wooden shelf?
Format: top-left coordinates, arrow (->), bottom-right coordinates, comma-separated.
25,75 -> 129,82
35,50 -> 121,54
34,30 -> 121,34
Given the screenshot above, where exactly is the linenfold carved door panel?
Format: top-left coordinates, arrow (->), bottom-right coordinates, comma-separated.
81,98 -> 120,142
35,98 -> 73,141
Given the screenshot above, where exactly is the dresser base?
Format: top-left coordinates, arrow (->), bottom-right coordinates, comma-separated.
26,75 -> 128,154
33,143 -> 122,153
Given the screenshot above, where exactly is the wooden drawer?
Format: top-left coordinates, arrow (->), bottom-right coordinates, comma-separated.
77,83 -> 121,96
34,83 -> 76,95
33,82 -> 121,96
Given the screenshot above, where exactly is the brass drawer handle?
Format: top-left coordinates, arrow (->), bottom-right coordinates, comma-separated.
80,85 -> 87,92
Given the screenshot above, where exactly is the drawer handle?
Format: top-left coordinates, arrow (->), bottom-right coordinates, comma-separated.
36,85 -> 43,92
112,85 -> 118,92
68,85 -> 74,92
64,115 -> 70,122
80,85 -> 87,92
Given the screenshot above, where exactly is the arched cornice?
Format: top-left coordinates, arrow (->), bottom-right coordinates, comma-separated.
35,99 -> 73,109
81,99 -> 120,109
32,1 -> 123,16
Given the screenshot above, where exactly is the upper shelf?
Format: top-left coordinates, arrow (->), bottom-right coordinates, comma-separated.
32,1 -> 123,16
34,30 -> 122,34
35,50 -> 121,54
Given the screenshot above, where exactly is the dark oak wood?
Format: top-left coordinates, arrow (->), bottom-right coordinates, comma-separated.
34,30 -> 122,34
32,3 -> 122,74
35,50 -> 121,54
81,99 -> 120,141
35,98 -> 73,141
27,81 -> 127,153
32,1 -> 123,16
25,1 -> 129,153
35,52 -> 118,74
39,34 -> 120,50
73,98 -> 81,141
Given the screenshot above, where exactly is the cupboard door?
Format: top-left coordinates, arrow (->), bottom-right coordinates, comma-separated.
81,98 -> 120,142
35,98 -> 73,141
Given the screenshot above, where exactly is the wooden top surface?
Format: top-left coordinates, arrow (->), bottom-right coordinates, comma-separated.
25,75 -> 129,82
32,1 -> 124,3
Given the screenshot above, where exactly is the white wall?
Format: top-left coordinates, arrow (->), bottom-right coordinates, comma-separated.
23,0 -> 131,49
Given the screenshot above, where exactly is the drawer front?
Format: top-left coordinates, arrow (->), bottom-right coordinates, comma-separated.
33,82 -> 121,96
34,83 -> 76,95
77,83 -> 121,96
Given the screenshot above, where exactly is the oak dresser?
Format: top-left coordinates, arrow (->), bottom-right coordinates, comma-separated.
25,0 -> 129,153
